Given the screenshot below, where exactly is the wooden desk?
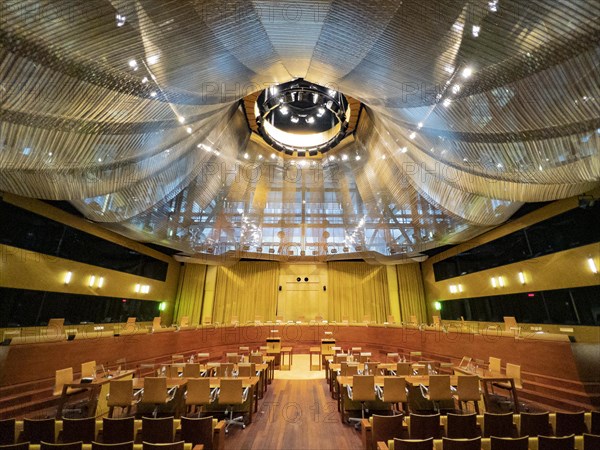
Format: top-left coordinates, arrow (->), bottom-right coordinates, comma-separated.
56,370 -> 134,418
454,366 -> 519,413
309,347 -> 321,370
280,347 -> 293,370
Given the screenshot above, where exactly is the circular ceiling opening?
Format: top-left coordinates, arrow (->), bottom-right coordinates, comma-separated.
254,79 -> 351,156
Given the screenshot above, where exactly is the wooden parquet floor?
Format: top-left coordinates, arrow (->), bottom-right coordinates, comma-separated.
225,377 -> 362,449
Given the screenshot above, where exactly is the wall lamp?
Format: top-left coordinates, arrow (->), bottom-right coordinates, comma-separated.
64,271 -> 73,285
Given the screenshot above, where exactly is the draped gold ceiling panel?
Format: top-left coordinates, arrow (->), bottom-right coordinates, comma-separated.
0,0 -> 598,264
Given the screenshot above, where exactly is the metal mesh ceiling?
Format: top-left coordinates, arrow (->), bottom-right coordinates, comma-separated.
0,0 -> 598,263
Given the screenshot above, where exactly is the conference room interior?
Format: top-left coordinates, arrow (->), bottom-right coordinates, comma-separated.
0,1 -> 599,450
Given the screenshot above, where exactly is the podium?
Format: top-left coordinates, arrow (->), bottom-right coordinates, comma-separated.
266,337 -> 282,368
321,338 -> 336,366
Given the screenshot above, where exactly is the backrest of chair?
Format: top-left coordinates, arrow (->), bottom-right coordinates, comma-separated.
180,416 -> 213,450
341,362 -> 358,376
538,434 -> 575,450
152,317 -> 161,330
441,437 -> 481,450
592,411 -> 600,435
171,355 -> 184,364
519,412 -> 551,437
488,357 -> 501,374
359,353 -> 372,363
107,379 -> 133,406
166,365 -> 181,378
40,441 -> 83,450
218,379 -> 243,405
182,364 -> 200,378
196,353 -> 210,361
334,354 -> 348,364
409,413 -> 441,439
446,413 -> 479,439
226,353 -> 239,364
383,377 -> 407,403
584,433 -> 600,450
555,411 -> 587,436
505,363 -> 522,389
483,412 -> 516,438
216,363 -> 233,377
61,417 -> 96,443
409,352 -> 422,362
0,442 -> 29,450
393,437 -> 434,450
238,363 -> 255,378
23,418 -> 55,444
141,416 -> 174,444
81,361 -> 96,379
101,417 -> 134,444
249,354 -> 263,364
0,418 -> 16,445
489,435 -> 529,450
352,375 -> 375,402
456,376 -> 480,401
387,353 -> 399,362
54,368 -> 74,395
92,441 -> 134,450
428,375 -> 452,401
396,363 -> 411,376
185,378 -> 210,405
372,414 -> 404,444
141,441 -> 184,450
142,378 -> 167,404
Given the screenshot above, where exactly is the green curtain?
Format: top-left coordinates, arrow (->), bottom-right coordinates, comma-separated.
173,263 -> 207,325
212,261 -> 279,324
327,262 -> 390,323
396,263 -> 427,323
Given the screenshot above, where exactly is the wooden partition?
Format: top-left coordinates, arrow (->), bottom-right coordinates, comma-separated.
1,324 -> 598,411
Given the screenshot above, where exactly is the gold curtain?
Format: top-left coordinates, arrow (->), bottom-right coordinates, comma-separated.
327,262 -> 390,323
173,263 -> 207,325
396,263 -> 427,323
212,261 -> 279,324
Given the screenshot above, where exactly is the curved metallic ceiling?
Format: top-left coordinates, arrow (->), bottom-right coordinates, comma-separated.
0,0 -> 598,263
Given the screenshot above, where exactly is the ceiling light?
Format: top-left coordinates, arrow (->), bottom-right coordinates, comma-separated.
329,155 -> 336,161
290,116 -> 299,123
458,284 -> 463,293
116,14 -> 126,26
498,276 -> 505,287
97,158 -> 102,162
341,154 -> 348,161
400,147 -> 408,153
89,275 -> 96,288
328,89 -> 337,96
150,91 -> 157,97
186,127 -> 192,134
518,272 -> 526,285
280,106 -> 289,115
449,285 -> 457,294
178,116 -> 185,124
472,25 -> 481,37
443,99 -> 451,107
258,154 -> 263,160
317,107 -> 326,117
417,122 -> 424,129
270,153 -> 276,159
462,67 -> 473,78
355,155 -> 361,161
313,93 -> 319,103
97,277 -> 104,288
128,59 -> 137,68
306,116 -> 315,124
243,153 -> 249,159
64,271 -> 73,285
142,77 -> 148,84
381,154 -> 386,160
409,132 -> 417,140
452,84 -> 461,94
147,55 -> 160,65
491,277 -> 497,288
488,0 -> 498,12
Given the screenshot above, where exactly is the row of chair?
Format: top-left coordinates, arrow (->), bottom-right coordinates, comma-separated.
0,441 -> 194,450
379,433 -> 600,450
0,416 -> 222,450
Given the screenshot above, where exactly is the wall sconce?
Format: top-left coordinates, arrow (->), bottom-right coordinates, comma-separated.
588,257 -> 598,274
97,277 -> 104,288
434,301 -> 442,311
159,302 -> 167,311
449,285 -> 457,294
498,276 -> 505,287
518,271 -> 526,285
135,284 -> 141,293
458,284 -> 463,293
89,275 -> 96,287
491,277 -> 497,288
64,271 -> 73,285
141,285 -> 150,294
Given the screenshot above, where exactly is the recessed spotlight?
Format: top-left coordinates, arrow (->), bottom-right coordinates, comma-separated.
128,59 -> 137,68
243,153 -> 249,159
409,132 -> 417,140
98,158 -> 102,162
147,55 -> 159,65
443,98 -> 451,107
186,127 -> 192,134
270,153 -> 276,159
116,14 -> 126,27
355,155 -> 361,161
400,147 -> 408,153
341,154 -> 348,161
329,155 -> 336,161
452,84 -> 461,94
258,154 -> 263,160
150,91 -> 157,97
462,67 -> 473,78
306,116 -> 315,124
417,122 -> 424,129
280,106 -> 289,115
317,107 -> 326,117
291,116 -> 299,123
472,25 -> 481,37
178,116 -> 185,124
142,77 -> 148,84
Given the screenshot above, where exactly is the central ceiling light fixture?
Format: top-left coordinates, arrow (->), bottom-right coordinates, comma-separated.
255,79 -> 351,156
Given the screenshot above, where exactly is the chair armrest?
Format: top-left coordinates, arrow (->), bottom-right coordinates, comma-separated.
376,442 -> 389,450
361,419 -> 371,431
214,421 -> 226,450
347,384 -> 353,400
192,446 -> 204,450
362,419 -> 372,450
242,386 -> 250,402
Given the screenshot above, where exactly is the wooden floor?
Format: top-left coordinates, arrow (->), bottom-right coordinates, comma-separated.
225,377 -> 362,449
